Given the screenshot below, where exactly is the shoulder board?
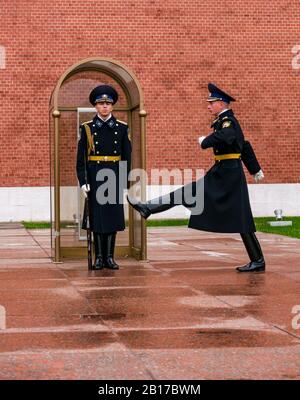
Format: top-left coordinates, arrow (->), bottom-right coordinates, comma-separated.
221,116 -> 235,123
82,120 -> 93,126
221,115 -> 236,122
116,119 -> 128,125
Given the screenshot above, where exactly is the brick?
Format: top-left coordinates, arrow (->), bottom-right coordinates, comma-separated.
0,0 -> 299,187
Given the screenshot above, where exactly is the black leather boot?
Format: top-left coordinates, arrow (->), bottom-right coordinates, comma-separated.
237,233 -> 265,272
93,233 -> 105,270
127,193 -> 178,219
127,182 -> 198,219
105,232 -> 119,270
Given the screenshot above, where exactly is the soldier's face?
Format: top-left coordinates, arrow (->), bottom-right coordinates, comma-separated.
207,100 -> 226,116
95,102 -> 113,118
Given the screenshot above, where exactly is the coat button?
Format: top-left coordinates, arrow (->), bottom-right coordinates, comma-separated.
97,161 -> 100,164
115,132 -> 117,135
114,141 -> 117,144
114,151 -> 117,154
116,124 -> 119,127
95,141 -> 98,144
94,133 -> 97,136
97,151 -> 99,154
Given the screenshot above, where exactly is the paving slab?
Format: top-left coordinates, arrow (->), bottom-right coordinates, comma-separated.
0,225 -> 299,380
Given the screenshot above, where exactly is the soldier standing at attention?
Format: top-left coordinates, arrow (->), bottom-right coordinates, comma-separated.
128,83 -> 265,273
76,85 -> 131,270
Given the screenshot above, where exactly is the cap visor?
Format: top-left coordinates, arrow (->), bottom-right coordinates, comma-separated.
206,97 -> 221,102
95,99 -> 113,104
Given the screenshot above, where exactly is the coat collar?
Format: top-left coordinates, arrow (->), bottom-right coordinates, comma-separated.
93,114 -> 116,129
211,109 -> 234,127
219,109 -> 234,118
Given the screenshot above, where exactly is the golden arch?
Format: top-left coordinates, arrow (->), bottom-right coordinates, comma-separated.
50,57 -> 147,263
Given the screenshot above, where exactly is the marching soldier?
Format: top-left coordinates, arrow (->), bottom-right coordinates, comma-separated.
128,83 -> 265,272
76,85 -> 131,270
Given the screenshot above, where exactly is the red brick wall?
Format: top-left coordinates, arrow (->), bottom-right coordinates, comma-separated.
0,0 -> 299,187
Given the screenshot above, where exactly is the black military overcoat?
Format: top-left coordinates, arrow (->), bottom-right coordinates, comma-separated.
188,109 -> 259,234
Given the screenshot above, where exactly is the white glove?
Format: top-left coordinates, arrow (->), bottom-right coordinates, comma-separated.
81,184 -> 90,198
254,170 -> 264,182
198,136 -> 206,146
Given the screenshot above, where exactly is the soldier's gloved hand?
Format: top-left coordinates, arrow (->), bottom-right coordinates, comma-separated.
81,184 -> 90,198
198,136 -> 206,146
254,170 -> 264,182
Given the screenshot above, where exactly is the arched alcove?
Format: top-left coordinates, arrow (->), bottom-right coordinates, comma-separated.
49,58 -> 147,262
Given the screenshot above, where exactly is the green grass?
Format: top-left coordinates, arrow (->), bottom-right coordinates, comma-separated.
147,217 -> 300,239
253,216 -> 300,239
22,221 -> 51,229
146,219 -> 189,227
22,221 -> 77,229
22,217 -> 300,239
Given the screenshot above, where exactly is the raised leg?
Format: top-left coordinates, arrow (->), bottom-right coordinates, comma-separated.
127,182 -> 198,219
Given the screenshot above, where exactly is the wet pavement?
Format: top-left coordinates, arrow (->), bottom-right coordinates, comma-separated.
0,224 -> 299,380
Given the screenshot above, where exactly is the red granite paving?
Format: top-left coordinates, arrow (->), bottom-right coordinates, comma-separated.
0,349 -> 151,380
0,225 -> 299,380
